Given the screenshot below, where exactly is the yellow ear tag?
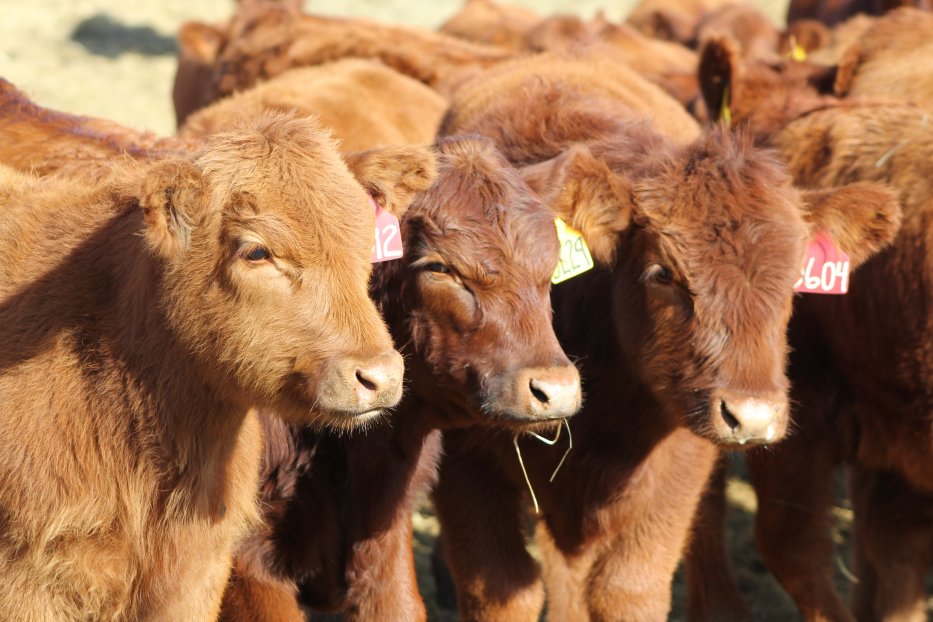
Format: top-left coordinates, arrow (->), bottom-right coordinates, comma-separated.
786,36 -> 808,61
720,82 -> 732,127
551,218 -> 594,284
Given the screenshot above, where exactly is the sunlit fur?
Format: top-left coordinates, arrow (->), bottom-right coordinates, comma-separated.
433,57 -> 900,622
0,111 -> 417,621
179,59 -> 448,153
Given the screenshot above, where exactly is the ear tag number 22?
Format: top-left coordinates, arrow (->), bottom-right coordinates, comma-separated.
551,218 -> 594,284
370,197 -> 403,263
795,232 -> 850,294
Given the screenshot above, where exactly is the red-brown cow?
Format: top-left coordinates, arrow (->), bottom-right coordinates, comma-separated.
698,40 -> 933,621
431,55 -> 901,621
0,92 -> 437,618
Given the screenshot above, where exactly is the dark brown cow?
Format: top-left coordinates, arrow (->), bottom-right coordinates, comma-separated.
0,85 -> 441,618
218,134 -> 583,622
431,56 -> 901,621
699,41 -> 932,621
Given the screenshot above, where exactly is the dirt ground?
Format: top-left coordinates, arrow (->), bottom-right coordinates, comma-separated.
5,1 -> 927,621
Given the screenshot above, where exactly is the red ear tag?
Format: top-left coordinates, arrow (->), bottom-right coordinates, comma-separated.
370,196 -> 403,263
795,232 -> 850,294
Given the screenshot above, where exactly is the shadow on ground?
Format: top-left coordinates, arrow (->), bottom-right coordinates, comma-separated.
70,13 -> 176,57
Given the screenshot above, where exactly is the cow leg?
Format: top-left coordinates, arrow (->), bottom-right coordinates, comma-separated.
433,432 -> 544,622
748,440 -> 854,622
685,455 -> 752,621
849,466 -> 932,622
218,557 -> 305,622
344,512 -> 427,622
557,432 -> 718,622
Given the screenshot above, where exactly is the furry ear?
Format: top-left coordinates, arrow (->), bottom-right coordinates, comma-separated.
522,144 -> 633,265
343,145 -> 438,220
802,182 -> 901,268
137,160 -> 206,260
173,21 -> 228,127
833,43 -> 862,96
698,36 -> 741,125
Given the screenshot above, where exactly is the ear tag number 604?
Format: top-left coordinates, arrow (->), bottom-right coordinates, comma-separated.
551,219 -> 594,284
370,197 -> 403,263
794,232 -> 850,295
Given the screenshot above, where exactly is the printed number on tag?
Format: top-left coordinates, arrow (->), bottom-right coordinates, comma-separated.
794,232 -> 849,294
551,219 -> 594,284
370,198 -> 403,263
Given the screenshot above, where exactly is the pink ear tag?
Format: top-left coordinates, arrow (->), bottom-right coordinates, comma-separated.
794,232 -> 850,294
370,197 -> 403,263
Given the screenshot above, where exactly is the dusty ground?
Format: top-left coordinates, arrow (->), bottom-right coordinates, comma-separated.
7,1 -> 925,621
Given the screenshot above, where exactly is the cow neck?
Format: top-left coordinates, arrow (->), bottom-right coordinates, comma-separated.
551,265 -> 678,457
101,204 -> 254,522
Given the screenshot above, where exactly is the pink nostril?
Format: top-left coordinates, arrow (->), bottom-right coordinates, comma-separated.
529,379 -> 550,404
355,369 -> 378,393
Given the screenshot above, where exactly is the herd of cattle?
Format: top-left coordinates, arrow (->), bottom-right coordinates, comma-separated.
0,0 -> 931,619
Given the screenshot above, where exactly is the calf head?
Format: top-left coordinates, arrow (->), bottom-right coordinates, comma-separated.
373,136 -> 581,430
527,131 -> 899,446
129,113 -> 436,429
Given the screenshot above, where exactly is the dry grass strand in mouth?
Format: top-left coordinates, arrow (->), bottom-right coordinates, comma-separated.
513,419 -> 573,514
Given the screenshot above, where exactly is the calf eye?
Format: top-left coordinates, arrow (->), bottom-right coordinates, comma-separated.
243,246 -> 271,262
423,262 -> 450,274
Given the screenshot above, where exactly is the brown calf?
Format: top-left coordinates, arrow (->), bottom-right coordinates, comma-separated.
699,43 -> 931,621
833,7 -> 933,109
180,59 -> 447,152
172,2 -> 513,123
0,77 -> 198,175
432,56 -> 901,621
441,1 -> 702,110
439,0 -> 542,50
0,88 -> 436,619
625,0 -> 736,44
218,133 -> 582,622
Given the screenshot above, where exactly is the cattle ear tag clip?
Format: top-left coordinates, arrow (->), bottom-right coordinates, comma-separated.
795,232 -> 850,294
720,82 -> 733,127
552,218 -> 594,284
370,196 -> 403,263
513,419 -> 573,515
786,36 -> 808,61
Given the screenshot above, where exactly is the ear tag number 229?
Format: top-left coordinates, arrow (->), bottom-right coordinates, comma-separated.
795,232 -> 850,294
552,219 -> 594,284
370,197 -> 403,263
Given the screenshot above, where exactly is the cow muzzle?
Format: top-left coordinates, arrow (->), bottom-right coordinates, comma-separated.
486,364 -> 583,423
709,389 -> 788,446
316,350 -> 405,419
